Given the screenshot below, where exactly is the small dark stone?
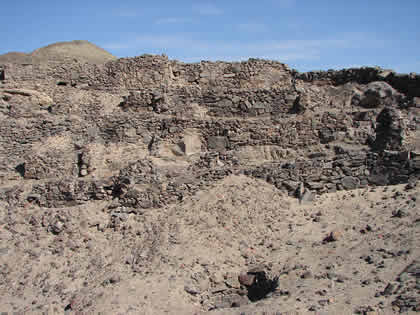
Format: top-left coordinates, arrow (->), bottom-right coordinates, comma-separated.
323,230 -> 342,243
184,285 -> 200,295
361,279 -> 371,286
308,305 -> 318,311
392,209 -> 408,218
336,275 -> 347,283
382,283 -> 395,296
301,271 -> 313,279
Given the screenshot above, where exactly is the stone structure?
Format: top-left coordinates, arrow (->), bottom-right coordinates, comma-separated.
0,55 -> 419,209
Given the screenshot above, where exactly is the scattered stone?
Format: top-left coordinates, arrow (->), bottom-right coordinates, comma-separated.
323,230 -> 343,243
382,282 -> 396,296
301,271 -> 313,279
50,220 -> 64,235
238,273 -> 256,287
1,47 -> 420,314
184,284 -> 200,295
355,305 -> 376,314
102,275 -> 121,286
405,181 -> 417,190
392,209 -> 408,218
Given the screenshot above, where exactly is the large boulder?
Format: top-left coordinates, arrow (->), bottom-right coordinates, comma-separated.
372,107 -> 406,151
352,81 -> 402,108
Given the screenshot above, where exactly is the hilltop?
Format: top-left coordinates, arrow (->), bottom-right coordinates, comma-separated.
0,40 -> 116,64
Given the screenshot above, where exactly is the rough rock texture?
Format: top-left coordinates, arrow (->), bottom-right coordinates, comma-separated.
0,48 -> 419,314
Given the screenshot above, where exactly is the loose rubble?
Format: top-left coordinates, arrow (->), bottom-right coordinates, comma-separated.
0,42 -> 419,314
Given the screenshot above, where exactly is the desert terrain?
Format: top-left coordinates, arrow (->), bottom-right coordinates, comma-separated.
0,41 -> 419,314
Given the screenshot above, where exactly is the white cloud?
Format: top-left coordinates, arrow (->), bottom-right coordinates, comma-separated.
155,17 -> 193,25
112,9 -> 141,17
193,4 -> 223,15
272,0 -> 296,8
237,23 -> 268,33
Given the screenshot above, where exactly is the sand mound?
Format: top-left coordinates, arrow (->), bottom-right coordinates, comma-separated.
0,40 -> 116,64
169,174 -> 291,266
0,52 -> 33,64
0,171 -> 419,314
31,40 -> 116,63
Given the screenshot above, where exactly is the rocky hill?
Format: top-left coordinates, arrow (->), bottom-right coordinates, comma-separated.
0,44 -> 419,314
0,40 -> 116,65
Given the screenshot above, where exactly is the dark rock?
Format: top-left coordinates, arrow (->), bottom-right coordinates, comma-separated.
383,282 -> 396,296
50,220 -> 64,235
369,172 -> 389,186
184,284 -> 200,295
323,230 -> 343,243
353,110 -> 376,121
208,136 -> 229,151
301,271 -> 313,279
391,209 -> 408,218
319,129 -> 335,144
405,181 -> 417,190
358,81 -> 400,108
102,275 -> 121,286
238,267 -> 279,302
290,95 -> 306,113
372,107 -> 406,151
341,176 -> 360,190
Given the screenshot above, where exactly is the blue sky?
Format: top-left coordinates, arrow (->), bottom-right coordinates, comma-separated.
1,0 -> 419,72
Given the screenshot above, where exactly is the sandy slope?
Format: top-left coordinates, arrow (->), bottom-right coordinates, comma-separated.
1,175 -> 418,314
0,40 -> 116,64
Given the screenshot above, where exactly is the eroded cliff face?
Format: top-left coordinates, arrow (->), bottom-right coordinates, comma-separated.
0,55 -> 419,208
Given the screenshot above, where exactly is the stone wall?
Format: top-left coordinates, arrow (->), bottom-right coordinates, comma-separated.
0,54 -> 419,209
297,67 -> 420,98
248,149 -> 419,196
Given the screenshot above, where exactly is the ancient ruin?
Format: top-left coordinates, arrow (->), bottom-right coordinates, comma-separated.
0,42 -> 419,314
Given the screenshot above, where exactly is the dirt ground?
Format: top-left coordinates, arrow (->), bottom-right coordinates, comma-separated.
0,42 -> 419,314
1,175 -> 419,314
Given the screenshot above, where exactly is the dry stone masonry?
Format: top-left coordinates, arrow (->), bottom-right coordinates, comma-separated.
0,55 -> 419,209
0,49 -> 420,314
